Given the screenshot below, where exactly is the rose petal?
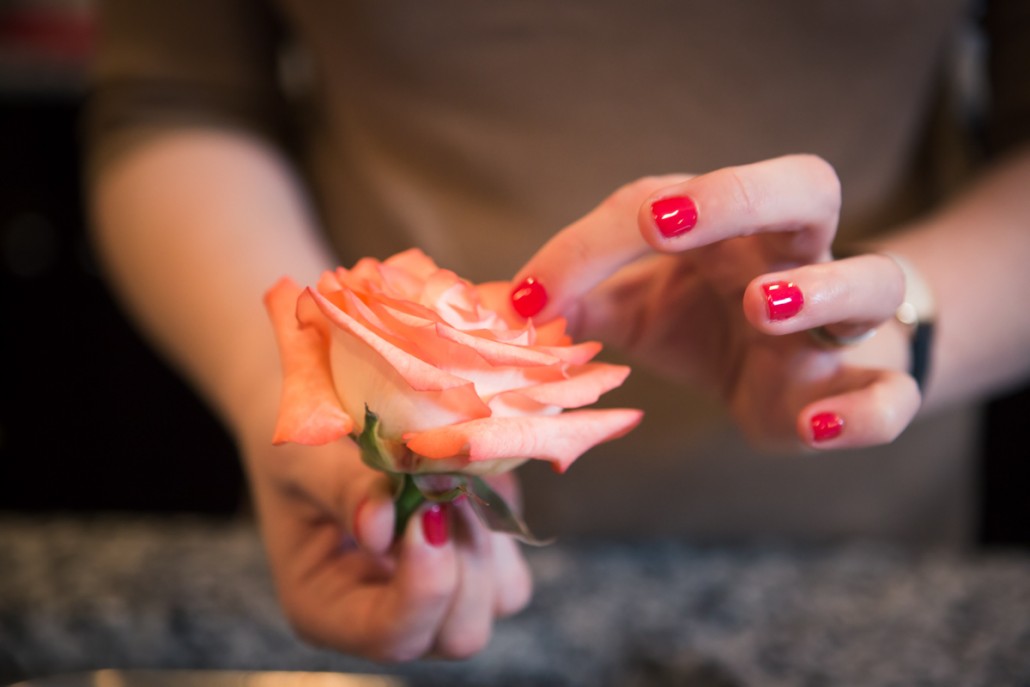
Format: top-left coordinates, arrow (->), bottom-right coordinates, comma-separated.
316,270 -> 345,295
475,281 -> 572,346
373,262 -> 421,299
421,269 -> 465,306
385,247 -> 439,281
336,258 -> 383,292
300,288 -> 492,435
494,363 -> 632,409
435,323 -> 561,367
303,288 -> 472,393
486,392 -> 557,418
363,297 -> 568,398
534,340 -> 603,365
264,278 -> 354,445
403,408 -> 644,473
475,281 -> 525,330
530,317 -> 573,346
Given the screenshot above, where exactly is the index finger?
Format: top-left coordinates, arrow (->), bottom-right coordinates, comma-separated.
642,154 -> 841,255
510,174 -> 687,321
511,154 -> 841,322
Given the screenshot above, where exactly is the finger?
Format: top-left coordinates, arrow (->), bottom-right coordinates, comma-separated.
639,154 -> 841,260
797,368 -> 921,449
743,254 -> 905,338
476,472 -> 533,616
350,482 -> 398,555
476,473 -> 532,617
355,503 -> 462,661
431,500 -> 497,658
491,532 -> 532,618
511,155 -> 840,325
511,174 -> 689,321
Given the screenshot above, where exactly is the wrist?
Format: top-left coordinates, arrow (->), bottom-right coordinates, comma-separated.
880,251 -> 937,392
835,245 -> 938,394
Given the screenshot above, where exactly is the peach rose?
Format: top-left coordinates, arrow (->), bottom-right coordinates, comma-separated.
264,248 -> 642,477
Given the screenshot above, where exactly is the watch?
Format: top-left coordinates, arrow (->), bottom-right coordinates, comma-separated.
881,251 -> 936,392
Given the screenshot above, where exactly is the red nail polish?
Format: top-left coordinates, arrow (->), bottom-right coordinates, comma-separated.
811,412 -> 844,442
422,503 -> 450,547
651,196 -> 698,238
511,276 -> 548,318
763,280 -> 804,321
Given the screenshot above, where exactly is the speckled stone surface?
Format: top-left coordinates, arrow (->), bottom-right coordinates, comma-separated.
2,515 -> 1029,687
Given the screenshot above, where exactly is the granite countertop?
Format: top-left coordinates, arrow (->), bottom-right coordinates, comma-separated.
1,515 -> 1029,687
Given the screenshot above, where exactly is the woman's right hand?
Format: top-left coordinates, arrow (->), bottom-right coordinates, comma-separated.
511,155 -> 920,452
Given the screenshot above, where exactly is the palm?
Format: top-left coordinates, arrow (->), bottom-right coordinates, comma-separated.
583,237 -> 843,448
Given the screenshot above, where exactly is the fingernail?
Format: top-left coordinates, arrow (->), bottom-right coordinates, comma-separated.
651,196 -> 698,238
511,276 -> 548,318
762,280 -> 804,321
422,503 -> 450,547
811,412 -> 844,442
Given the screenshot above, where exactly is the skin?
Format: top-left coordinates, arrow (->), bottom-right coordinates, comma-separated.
512,150 -> 1030,451
91,130 -> 1030,658
89,129 -> 531,661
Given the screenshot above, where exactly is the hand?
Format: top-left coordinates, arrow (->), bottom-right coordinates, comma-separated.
240,431 -> 532,662
512,154 -> 921,451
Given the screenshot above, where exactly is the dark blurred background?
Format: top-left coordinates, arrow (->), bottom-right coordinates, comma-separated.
0,0 -> 244,517
0,1 -> 1027,546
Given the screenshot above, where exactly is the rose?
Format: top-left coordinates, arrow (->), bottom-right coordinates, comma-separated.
264,249 -> 642,537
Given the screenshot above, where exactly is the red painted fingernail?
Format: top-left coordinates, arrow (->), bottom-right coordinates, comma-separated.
763,280 -> 804,321
511,276 -> 548,318
651,196 -> 698,238
811,412 -> 845,442
422,503 -> 450,547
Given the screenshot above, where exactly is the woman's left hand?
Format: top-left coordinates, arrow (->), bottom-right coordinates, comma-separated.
510,154 -> 920,451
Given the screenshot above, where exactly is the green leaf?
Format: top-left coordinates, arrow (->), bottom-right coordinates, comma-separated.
467,477 -> 554,547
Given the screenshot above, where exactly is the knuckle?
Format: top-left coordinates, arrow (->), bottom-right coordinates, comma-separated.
497,575 -> 533,617
800,154 -> 842,214
371,635 -> 434,664
880,255 -> 907,308
606,176 -> 671,214
411,569 -> 457,607
550,224 -> 596,267
870,377 -> 919,442
724,167 -> 762,222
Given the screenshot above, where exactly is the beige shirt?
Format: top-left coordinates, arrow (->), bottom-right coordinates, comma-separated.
88,0 -> 1027,546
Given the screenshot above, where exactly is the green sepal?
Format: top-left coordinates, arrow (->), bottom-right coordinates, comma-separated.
467,477 -> 554,547
356,406 -> 394,473
412,474 -> 466,503
355,406 -> 551,546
